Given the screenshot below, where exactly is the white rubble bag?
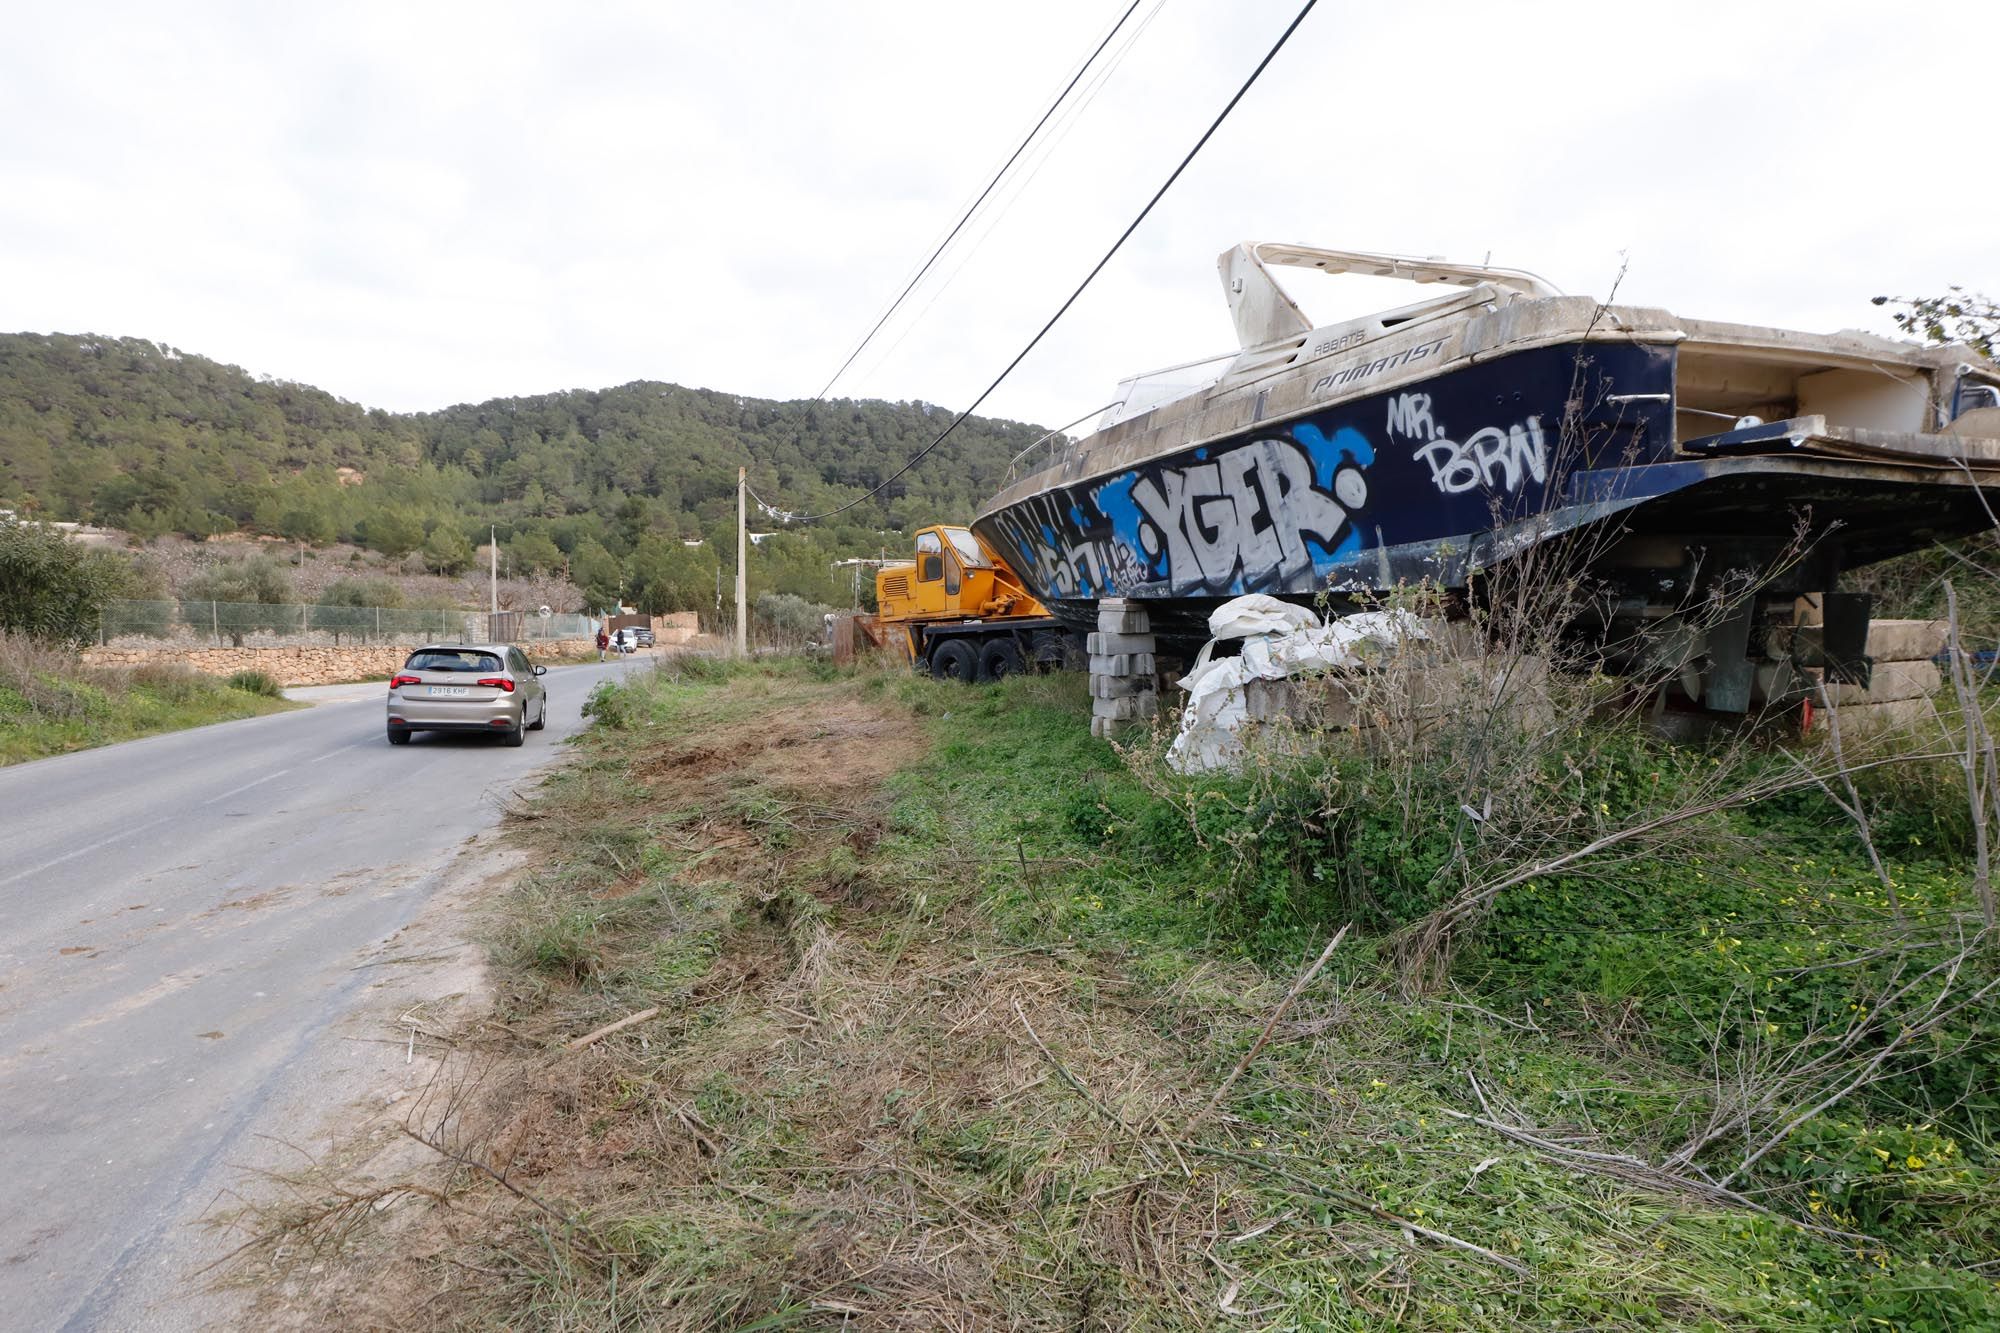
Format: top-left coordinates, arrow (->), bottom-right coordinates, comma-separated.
1166,595 -> 1427,774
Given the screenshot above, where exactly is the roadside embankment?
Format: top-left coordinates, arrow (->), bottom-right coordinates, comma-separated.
1,629 -> 296,765
220,653 -> 2000,1329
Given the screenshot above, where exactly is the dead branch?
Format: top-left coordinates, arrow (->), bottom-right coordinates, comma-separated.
1807,684 -> 1903,925
1944,581 -> 1999,929
397,1124 -> 609,1263
1011,998 -> 1132,1134
566,1005 -> 661,1050
1438,1086 -> 1880,1251
1188,1143 -> 1529,1275
197,1180 -> 454,1276
1187,924 -> 1349,1134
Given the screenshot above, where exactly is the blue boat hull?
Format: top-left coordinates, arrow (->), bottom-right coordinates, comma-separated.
974,342 -> 1999,646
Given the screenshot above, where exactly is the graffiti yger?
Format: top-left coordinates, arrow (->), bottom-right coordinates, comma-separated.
989,422 -> 1374,599
1112,432 -> 1370,593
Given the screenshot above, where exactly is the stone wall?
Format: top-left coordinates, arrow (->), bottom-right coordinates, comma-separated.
656,611 -> 700,645
608,611 -> 701,645
81,638 -> 598,687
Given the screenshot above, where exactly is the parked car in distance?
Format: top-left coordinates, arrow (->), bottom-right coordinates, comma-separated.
632,625 -> 655,647
386,643 -> 547,746
611,627 -> 646,653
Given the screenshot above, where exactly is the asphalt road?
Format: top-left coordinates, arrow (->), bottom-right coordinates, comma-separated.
0,657 -> 643,1330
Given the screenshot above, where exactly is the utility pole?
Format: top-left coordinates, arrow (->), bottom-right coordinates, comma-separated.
735,467 -> 748,657
489,524 -> 498,624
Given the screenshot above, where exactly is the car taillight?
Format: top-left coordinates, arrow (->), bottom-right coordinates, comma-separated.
390,674 -> 421,689
477,676 -> 516,692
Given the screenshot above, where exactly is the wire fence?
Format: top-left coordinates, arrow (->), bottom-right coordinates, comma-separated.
97,599 -> 595,648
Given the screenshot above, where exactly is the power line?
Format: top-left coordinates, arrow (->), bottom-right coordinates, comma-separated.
755,0 -> 1320,525
847,0 -> 1169,389
812,0 -> 1148,404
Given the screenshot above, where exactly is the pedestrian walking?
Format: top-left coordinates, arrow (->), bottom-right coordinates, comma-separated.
596,629 -> 609,661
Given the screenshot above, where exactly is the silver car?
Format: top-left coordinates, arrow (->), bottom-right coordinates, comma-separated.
386,643 -> 548,746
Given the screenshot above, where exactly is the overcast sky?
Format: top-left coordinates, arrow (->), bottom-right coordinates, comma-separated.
4,0 -> 1995,437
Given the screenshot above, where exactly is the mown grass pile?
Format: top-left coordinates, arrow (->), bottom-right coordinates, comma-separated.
0,628 -> 294,763
249,651 -> 1999,1330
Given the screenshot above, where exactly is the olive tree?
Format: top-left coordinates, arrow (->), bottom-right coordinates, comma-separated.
1873,288 -> 1998,358
180,556 -> 296,646
0,516 -> 133,644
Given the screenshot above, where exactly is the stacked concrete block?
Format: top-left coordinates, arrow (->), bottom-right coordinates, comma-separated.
1816,618 -> 1947,734
1090,599 -> 1158,739
1242,644 -> 1549,740
1241,677 -> 1304,724
1865,619 -> 1948,663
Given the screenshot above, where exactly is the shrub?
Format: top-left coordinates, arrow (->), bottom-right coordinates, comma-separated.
131,662 -> 211,704
1771,1115 -> 1994,1245
581,679 -> 638,730
226,669 -> 283,697
751,591 -> 830,648
180,554 -> 294,606
0,628 -> 99,717
652,652 -> 739,685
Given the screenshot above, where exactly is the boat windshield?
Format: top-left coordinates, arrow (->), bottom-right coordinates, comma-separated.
942,528 -> 992,569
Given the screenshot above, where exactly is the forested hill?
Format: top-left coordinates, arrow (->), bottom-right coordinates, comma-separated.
0,332 -> 1050,609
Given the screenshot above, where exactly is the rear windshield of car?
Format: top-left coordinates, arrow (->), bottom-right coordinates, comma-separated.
405,649 -> 504,673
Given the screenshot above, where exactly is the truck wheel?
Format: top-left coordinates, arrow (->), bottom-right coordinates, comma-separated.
978,638 -> 1024,682
929,639 -> 978,682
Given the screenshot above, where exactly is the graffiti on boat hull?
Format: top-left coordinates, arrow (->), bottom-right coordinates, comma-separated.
986,423 -> 1374,599
1121,432 -> 1369,592
989,491 -> 1146,602
1387,391 -> 1549,498
976,341 -> 1676,607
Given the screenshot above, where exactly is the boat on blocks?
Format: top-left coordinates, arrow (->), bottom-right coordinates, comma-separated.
972,242 -> 2000,713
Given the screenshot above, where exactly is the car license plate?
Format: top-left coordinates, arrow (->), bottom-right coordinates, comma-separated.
427,685 -> 469,697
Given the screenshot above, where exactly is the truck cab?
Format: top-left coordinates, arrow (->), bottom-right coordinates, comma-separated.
879,526 -> 1033,622
874,525 -> 1075,680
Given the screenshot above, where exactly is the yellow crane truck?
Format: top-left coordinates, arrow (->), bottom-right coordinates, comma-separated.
873,525 -> 1082,681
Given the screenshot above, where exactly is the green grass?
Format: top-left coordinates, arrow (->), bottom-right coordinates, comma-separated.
865,671 -> 2000,1327
266,657 -> 2000,1330
0,663 -> 297,764
876,668 -> 2000,1320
